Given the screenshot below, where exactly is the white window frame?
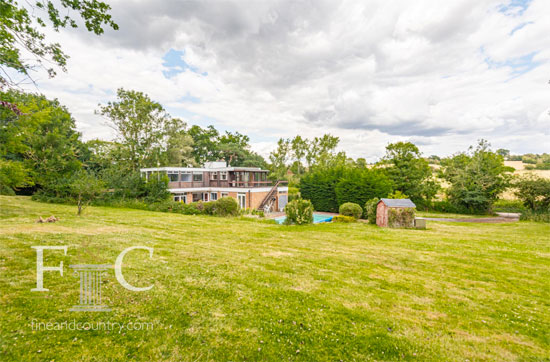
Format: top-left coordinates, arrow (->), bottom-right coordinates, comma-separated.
237,193 -> 246,209
220,171 -> 228,181
180,172 -> 192,182
210,192 -> 218,201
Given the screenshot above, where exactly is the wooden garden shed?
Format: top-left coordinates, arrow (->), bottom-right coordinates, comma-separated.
376,198 -> 416,227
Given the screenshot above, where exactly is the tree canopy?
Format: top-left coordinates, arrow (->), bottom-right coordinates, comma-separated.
380,141 -> 438,206
0,0 -> 117,92
440,140 -> 513,213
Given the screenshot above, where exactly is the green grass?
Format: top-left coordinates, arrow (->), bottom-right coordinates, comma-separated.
1,196 -> 549,361
415,211 -> 493,219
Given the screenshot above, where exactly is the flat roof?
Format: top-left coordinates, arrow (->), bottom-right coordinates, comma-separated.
140,166 -> 267,172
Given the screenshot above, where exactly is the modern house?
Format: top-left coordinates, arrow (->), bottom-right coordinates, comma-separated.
140,162 -> 288,212
376,198 -> 416,227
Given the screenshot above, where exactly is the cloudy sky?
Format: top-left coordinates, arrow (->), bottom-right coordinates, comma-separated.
21,0 -> 550,161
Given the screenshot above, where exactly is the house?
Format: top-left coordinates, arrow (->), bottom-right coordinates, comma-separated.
140,162 -> 288,212
376,198 -> 416,227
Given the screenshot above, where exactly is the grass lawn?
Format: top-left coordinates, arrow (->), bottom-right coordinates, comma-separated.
415,211 -> 494,219
0,196 -> 549,361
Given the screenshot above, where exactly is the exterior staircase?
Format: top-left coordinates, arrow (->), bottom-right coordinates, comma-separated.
258,180 -> 284,212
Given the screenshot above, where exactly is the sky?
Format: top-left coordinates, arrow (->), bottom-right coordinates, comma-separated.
18,0 -> 550,161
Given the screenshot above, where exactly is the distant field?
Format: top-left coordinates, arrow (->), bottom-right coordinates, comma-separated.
504,160 -> 550,178
0,196 -> 549,361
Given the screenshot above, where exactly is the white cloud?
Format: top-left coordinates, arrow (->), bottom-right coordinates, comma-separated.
19,0 -> 550,160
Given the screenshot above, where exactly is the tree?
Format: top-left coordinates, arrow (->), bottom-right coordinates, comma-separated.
0,90 -> 85,194
380,142 -> 438,206
514,175 -> 550,211
440,140 -> 513,213
496,149 -> 510,158
97,89 -> 182,171
68,170 -> 104,215
291,136 -> 308,175
0,0 -> 117,95
310,134 -> 340,169
188,125 -> 220,165
0,159 -> 33,194
163,118 -> 194,167
269,138 -> 291,180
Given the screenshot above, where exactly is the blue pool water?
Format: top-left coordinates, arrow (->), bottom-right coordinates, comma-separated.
274,213 -> 333,224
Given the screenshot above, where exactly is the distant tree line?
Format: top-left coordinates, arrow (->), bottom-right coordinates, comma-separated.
0,88 -> 547,219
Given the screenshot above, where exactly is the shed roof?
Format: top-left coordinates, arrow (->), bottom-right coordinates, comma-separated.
379,198 -> 416,208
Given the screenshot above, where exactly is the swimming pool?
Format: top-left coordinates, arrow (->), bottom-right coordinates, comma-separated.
274,213 -> 333,224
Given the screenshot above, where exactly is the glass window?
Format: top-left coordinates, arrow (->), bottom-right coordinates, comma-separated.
220,172 -> 227,180
221,192 -> 229,198
210,172 -> 218,180
211,192 -> 218,201
173,194 -> 187,202
180,172 -> 192,182
168,172 -> 179,182
193,173 -> 203,182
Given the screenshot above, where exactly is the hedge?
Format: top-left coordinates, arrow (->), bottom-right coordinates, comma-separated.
300,167 -> 392,213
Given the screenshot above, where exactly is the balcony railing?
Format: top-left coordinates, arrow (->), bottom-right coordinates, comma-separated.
168,180 -> 277,189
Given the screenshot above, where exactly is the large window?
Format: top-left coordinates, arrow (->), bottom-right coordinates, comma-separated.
173,194 -> 187,203
211,192 -> 218,201
167,172 -> 179,182
193,173 -> 203,182
180,172 -> 192,182
237,193 -> 246,208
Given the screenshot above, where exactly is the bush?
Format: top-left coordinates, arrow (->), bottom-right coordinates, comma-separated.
520,209 -> 550,223
493,199 -> 525,213
365,198 -> 379,224
332,215 -> 356,223
202,201 -> 216,215
212,196 -> 239,217
387,208 -> 415,228
339,202 -> 363,219
428,200 -> 486,215
284,198 -> 314,225
514,175 -> 550,211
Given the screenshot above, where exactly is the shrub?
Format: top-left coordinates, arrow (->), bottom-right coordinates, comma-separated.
332,215 -> 356,223
514,175 -> 550,211
365,198 -> 379,224
284,198 -> 314,225
520,209 -> 550,223
493,199 -> 525,213
429,200 -> 472,214
212,197 -> 239,217
339,202 -> 363,219
202,201 -> 216,215
387,208 -> 415,228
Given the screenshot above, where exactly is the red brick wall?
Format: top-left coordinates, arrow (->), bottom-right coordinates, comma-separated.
376,202 -> 387,227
